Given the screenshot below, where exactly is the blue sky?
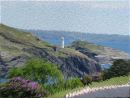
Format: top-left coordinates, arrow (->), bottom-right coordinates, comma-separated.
1,0 -> 130,35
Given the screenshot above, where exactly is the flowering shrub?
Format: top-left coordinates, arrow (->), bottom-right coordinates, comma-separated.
0,77 -> 48,98
8,58 -> 63,95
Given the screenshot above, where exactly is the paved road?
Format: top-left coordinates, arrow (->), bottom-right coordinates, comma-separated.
72,86 -> 130,98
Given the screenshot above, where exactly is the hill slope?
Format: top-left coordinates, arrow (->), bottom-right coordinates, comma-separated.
0,24 -> 101,78
70,40 -> 128,57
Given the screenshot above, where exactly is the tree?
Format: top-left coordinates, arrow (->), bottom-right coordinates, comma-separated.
103,59 -> 130,79
110,59 -> 129,76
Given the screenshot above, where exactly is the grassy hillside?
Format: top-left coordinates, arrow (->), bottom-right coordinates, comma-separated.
1,24 -> 127,59
47,73 -> 130,98
0,24 -> 51,58
0,24 -> 101,78
0,24 -> 50,48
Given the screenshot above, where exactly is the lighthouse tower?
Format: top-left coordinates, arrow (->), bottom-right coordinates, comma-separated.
61,37 -> 64,48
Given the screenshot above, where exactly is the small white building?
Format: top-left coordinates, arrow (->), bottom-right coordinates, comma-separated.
61,37 -> 64,48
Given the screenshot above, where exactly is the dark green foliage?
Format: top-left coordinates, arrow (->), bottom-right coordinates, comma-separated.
65,78 -> 83,89
103,59 -> 130,79
81,75 -> 92,85
111,59 -> 130,76
8,58 -> 63,85
103,70 -> 111,80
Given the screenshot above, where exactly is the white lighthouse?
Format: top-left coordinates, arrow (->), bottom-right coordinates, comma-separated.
61,37 -> 64,48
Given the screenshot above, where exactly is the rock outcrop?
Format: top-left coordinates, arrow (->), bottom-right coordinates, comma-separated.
69,41 -> 129,64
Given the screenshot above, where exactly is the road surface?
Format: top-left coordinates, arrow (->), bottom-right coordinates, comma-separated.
69,85 -> 130,98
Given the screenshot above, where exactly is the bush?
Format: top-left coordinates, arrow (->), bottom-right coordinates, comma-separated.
103,59 -> 130,80
0,77 -> 47,98
93,73 -> 103,82
8,58 -> 64,95
8,58 -> 63,85
44,81 -> 64,94
65,78 -> 83,89
102,69 -> 110,80
81,75 -> 92,85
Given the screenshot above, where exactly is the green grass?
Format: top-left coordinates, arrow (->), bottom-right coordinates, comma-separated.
0,24 -> 50,48
71,40 -> 104,54
46,74 -> 130,98
89,75 -> 130,88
